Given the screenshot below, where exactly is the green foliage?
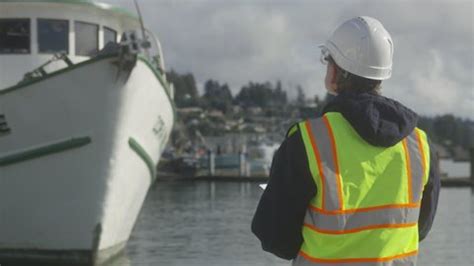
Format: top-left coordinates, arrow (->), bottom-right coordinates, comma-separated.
417,115 -> 473,148
166,70 -> 199,107
274,81 -> 288,105
296,85 -> 305,105
202,79 -> 233,113
234,81 -> 287,108
167,69 -> 472,149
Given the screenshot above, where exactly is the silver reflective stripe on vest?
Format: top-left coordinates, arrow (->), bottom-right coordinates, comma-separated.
405,131 -> 424,203
296,121 -> 424,266
303,205 -> 420,232
293,253 -> 417,266
303,122 -> 424,232
308,118 -> 342,211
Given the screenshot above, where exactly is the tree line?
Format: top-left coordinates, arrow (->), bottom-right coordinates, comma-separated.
166,70 -> 473,148
167,70 -> 291,113
418,115 -> 473,149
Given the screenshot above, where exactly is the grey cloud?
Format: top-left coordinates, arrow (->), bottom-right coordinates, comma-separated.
105,0 -> 473,118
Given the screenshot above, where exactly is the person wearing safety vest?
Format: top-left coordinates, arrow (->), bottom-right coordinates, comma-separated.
252,16 -> 440,266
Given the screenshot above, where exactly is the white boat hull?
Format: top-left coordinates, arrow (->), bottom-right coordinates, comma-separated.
0,54 -> 174,264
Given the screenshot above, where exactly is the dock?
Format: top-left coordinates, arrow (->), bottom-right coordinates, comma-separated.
158,148 -> 474,188
440,177 -> 472,187
158,173 -> 472,187
440,148 -> 474,187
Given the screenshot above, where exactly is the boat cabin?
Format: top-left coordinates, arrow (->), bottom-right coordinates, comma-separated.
0,0 -> 142,89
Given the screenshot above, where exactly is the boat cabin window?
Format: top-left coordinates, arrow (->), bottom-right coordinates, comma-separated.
38,19 -> 69,54
0,19 -> 30,54
75,21 -> 99,56
104,27 -> 117,46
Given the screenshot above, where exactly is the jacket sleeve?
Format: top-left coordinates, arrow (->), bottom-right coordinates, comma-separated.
418,139 -> 441,241
251,125 -> 317,260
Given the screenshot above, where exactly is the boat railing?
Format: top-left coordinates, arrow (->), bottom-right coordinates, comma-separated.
123,28 -> 174,100
18,53 -> 74,84
145,28 -> 166,74
143,28 -> 174,99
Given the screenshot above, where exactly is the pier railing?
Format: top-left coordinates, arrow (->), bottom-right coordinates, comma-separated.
161,148 -> 474,186
440,148 -> 473,187
195,151 -> 269,179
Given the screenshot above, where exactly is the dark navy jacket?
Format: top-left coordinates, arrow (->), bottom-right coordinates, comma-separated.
251,91 -> 441,260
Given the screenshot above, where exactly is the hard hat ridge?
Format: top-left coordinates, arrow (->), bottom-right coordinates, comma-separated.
321,16 -> 394,80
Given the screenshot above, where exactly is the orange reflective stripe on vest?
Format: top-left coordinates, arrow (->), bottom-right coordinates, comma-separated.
294,113 -> 430,265
304,204 -> 420,232
294,250 -> 418,266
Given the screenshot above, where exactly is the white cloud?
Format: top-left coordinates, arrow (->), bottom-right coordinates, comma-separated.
105,0 -> 473,118
407,49 -> 472,117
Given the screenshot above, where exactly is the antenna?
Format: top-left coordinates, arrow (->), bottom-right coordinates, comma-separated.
133,0 -> 151,55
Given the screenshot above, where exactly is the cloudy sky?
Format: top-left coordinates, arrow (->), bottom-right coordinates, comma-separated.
104,0 -> 473,119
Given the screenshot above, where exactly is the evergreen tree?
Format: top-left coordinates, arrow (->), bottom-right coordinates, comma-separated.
296,85 -> 306,105
166,70 -> 199,107
274,80 -> 288,106
202,79 -> 233,113
235,81 -> 289,108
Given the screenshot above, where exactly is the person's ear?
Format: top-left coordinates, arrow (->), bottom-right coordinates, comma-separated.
330,64 -> 337,84
325,63 -> 338,95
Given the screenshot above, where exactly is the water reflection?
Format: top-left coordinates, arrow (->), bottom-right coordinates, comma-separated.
126,181 -> 473,266
417,188 -> 473,266
127,181 -> 289,266
2,182 -> 471,266
0,253 -> 131,266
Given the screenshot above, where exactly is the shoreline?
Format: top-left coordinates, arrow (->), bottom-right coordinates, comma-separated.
156,172 -> 472,187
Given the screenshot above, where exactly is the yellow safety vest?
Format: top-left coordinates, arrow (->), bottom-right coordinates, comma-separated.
293,112 -> 430,266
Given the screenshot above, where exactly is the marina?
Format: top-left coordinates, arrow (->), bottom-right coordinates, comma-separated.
0,0 -> 472,265
159,151 -> 474,188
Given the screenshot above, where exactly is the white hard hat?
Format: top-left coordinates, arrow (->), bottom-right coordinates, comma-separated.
320,16 -> 394,80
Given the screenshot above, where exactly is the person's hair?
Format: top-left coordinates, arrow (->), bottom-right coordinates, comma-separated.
327,56 -> 382,94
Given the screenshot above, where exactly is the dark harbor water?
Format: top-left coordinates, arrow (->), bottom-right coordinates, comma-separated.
110,181 -> 473,266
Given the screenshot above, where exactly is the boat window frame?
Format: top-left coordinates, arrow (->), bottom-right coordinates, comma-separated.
74,20 -> 100,57
0,18 -> 31,55
37,18 -> 70,55
103,26 -> 118,46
